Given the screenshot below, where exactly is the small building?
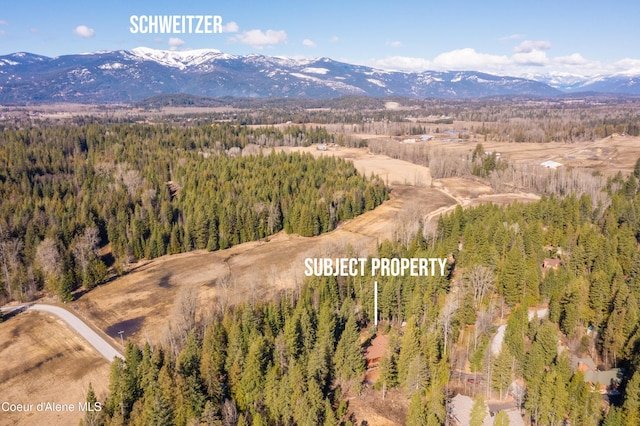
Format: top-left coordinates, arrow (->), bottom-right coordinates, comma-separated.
420,135 -> 435,141
365,334 -> 389,369
541,160 -> 563,169
316,144 -> 327,151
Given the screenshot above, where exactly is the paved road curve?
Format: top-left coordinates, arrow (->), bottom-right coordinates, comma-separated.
1,303 -> 123,361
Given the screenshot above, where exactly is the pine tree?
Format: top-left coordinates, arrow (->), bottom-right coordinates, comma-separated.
239,336 -> 268,411
83,382 -> 101,426
200,321 -> 227,404
623,370 -> 640,425
494,410 -> 510,426
499,245 -> 525,306
406,391 -> 426,426
397,316 -> 421,385
492,348 -> 512,400
469,396 -> 487,426
333,315 -> 364,383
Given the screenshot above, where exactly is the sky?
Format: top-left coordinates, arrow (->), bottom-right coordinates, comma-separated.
1,0 -> 639,77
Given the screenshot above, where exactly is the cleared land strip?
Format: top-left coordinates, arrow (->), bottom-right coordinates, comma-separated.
1,304 -> 123,361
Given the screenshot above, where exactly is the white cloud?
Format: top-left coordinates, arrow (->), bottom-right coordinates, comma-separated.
0,20 -> 8,26
514,40 -> 551,54
370,47 -> 630,78
73,25 -> 95,38
303,39 -> 316,48
555,53 -> 588,66
168,37 -> 185,51
330,35 -> 339,43
373,56 -> 433,72
222,21 -> 239,33
512,50 -> 549,66
433,48 -> 509,70
231,29 -> 287,48
386,41 -> 402,48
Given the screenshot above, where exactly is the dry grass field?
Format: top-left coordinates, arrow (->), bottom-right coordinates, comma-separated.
426,133 -> 640,176
0,310 -> 110,426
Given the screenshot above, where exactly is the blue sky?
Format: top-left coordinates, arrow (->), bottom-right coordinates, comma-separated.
1,0 -> 639,77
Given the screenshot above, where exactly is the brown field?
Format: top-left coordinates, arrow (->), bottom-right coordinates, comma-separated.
0,310 -> 110,426
426,133 -> 640,175
278,145 -> 433,187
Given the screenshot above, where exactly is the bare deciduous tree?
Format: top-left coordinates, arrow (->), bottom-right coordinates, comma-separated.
173,284 -> 199,346
464,265 -> 495,309
72,227 -> 100,282
0,229 -> 23,298
222,399 -> 238,426
440,295 -> 459,356
35,238 -> 61,293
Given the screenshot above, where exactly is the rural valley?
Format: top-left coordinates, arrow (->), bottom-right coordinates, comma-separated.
2,95 -> 640,425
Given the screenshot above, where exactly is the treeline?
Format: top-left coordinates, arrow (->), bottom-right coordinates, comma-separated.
0,123 -> 387,303
88,232 -> 454,426
222,96 -> 640,144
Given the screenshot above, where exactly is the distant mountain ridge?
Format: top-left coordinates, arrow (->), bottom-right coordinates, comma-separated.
0,47 -> 638,104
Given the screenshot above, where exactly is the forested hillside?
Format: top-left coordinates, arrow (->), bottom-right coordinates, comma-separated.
0,123 -> 387,302
91,165 -> 640,425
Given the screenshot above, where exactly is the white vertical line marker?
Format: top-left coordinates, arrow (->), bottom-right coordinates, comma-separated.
374,281 -> 378,326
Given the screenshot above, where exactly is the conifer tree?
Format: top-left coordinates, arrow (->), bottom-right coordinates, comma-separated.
469,396 -> 487,426
333,315 -> 364,383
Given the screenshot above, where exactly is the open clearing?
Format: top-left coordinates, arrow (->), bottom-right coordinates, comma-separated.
0,310 -> 110,426
426,133 -> 640,175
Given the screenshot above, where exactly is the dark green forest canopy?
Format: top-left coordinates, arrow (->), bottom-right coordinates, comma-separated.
0,123 -> 388,301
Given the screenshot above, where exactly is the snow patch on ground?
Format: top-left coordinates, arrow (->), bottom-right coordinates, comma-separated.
301,67 -> 329,75
491,324 -> 506,356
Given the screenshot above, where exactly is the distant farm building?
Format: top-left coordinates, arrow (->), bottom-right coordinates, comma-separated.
402,138 -> 417,144
316,144 -> 327,151
365,334 -> 389,369
420,135 -> 435,141
541,160 -> 563,169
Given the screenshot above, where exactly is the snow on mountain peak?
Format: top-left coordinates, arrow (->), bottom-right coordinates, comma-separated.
128,47 -> 235,69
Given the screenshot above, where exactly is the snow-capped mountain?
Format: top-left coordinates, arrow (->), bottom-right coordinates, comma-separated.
0,46 -> 620,104
524,70 -> 640,94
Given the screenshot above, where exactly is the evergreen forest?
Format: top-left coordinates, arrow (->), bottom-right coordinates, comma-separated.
0,123 -> 387,302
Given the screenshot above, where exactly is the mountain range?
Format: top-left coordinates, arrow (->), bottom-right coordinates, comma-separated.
0,47 -> 638,104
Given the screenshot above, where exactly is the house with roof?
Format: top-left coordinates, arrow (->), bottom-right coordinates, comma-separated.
573,356 -> 622,394
365,334 -> 389,369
